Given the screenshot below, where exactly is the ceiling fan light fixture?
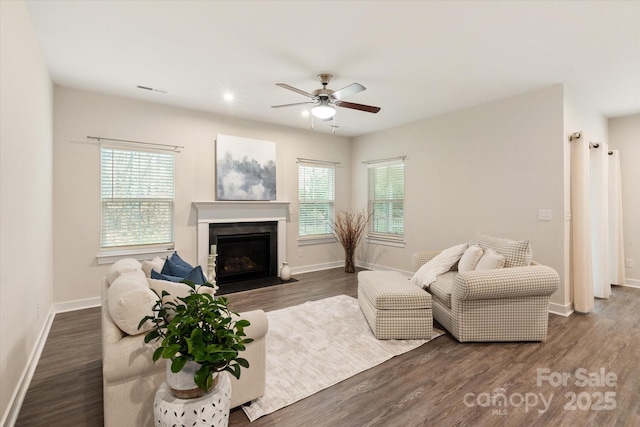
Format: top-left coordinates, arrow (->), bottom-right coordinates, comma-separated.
311,104 -> 336,120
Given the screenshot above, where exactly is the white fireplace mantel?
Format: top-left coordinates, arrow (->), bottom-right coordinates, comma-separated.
193,201 -> 291,268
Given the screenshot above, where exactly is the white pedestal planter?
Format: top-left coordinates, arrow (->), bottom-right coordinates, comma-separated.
154,372 -> 231,427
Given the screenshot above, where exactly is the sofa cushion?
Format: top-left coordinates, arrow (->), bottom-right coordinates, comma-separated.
428,271 -> 456,309
107,273 -> 158,335
107,258 -> 142,285
475,247 -> 506,270
469,233 -> 532,268
141,256 -> 164,278
458,245 -> 483,272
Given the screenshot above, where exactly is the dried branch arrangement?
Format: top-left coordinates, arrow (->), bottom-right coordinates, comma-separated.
331,210 -> 371,273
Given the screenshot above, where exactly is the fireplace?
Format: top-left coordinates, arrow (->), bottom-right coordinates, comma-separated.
193,201 -> 290,293
209,221 -> 278,284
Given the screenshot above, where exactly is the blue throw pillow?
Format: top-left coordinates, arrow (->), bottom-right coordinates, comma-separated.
184,265 -> 207,285
151,269 -> 183,282
151,265 -> 207,285
160,257 -> 173,276
160,252 -> 194,277
170,252 -> 193,270
165,257 -> 192,278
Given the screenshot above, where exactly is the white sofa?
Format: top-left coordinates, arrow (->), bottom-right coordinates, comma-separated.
101,259 -> 268,427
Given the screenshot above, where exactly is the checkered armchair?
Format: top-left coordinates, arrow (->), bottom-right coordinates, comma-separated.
412,248 -> 559,342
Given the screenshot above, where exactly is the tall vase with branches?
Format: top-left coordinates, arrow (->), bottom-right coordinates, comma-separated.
331,209 -> 371,273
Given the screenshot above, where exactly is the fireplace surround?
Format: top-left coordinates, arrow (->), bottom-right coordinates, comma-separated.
193,201 -> 290,285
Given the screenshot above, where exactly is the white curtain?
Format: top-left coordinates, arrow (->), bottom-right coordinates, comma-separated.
608,150 -> 626,286
570,132 -> 594,313
590,142 -> 610,299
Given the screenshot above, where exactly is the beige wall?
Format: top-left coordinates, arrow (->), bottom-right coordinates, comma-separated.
53,86 -> 352,303
0,0 -> 53,423
352,85 -> 568,307
609,114 -> 640,284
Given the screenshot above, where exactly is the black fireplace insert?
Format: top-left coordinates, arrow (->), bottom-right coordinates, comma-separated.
209,221 -> 278,285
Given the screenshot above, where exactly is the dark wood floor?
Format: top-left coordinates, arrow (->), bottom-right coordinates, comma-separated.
16,268 -> 640,427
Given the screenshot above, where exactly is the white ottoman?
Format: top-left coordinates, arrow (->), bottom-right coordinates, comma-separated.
358,271 -> 433,340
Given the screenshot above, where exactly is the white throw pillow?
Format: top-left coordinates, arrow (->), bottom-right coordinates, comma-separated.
411,243 -> 467,289
107,273 -> 158,335
474,247 -> 506,271
141,256 -> 165,278
469,233 -> 532,268
458,245 -> 484,272
106,258 -> 142,286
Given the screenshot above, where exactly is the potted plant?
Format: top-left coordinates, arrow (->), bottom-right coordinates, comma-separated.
139,282 -> 253,398
331,209 -> 371,273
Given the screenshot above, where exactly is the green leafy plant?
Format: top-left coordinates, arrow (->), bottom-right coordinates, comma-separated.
139,282 -> 253,393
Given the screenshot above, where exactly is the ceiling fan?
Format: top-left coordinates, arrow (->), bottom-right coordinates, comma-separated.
271,74 -> 381,120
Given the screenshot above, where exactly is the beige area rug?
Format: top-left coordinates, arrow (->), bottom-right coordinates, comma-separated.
241,294 -> 444,421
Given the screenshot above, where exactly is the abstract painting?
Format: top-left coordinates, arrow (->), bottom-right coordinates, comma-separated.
216,134 -> 276,200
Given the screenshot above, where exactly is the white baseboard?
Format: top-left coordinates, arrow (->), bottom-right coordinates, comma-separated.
53,296 -> 101,313
549,301 -> 574,317
356,261 -> 413,277
1,307 -> 56,427
621,278 -> 640,289
290,261 -> 345,275
1,296 -> 102,426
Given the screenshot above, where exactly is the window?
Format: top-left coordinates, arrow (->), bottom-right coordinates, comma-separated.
101,146 -> 175,249
298,163 -> 335,239
368,160 -> 404,242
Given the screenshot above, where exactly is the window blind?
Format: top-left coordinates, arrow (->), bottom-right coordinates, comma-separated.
101,147 -> 175,248
368,160 -> 404,239
298,163 -> 335,237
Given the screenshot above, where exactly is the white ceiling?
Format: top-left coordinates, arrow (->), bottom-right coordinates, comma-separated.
25,0 -> 640,137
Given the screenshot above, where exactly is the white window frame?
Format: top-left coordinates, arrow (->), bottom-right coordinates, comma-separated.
298,162 -> 336,245
366,159 -> 405,247
98,144 -> 176,262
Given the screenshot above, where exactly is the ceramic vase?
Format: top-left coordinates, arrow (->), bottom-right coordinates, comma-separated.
280,262 -> 291,281
166,360 -> 218,399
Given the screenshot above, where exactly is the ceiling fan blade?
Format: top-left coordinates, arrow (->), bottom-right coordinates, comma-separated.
331,83 -> 366,100
334,100 -> 381,114
271,101 -> 315,109
276,83 -> 315,99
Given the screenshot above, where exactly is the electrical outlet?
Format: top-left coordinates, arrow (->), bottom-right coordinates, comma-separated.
626,259 -> 634,268
538,210 -> 552,221
298,248 -> 304,257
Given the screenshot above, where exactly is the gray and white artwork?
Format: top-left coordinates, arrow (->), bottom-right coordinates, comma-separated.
216,134 -> 276,201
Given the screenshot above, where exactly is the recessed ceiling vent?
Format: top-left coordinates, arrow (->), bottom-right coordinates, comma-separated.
137,85 -> 168,94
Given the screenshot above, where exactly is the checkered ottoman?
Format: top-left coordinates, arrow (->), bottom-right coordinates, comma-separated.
357,271 -> 433,340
